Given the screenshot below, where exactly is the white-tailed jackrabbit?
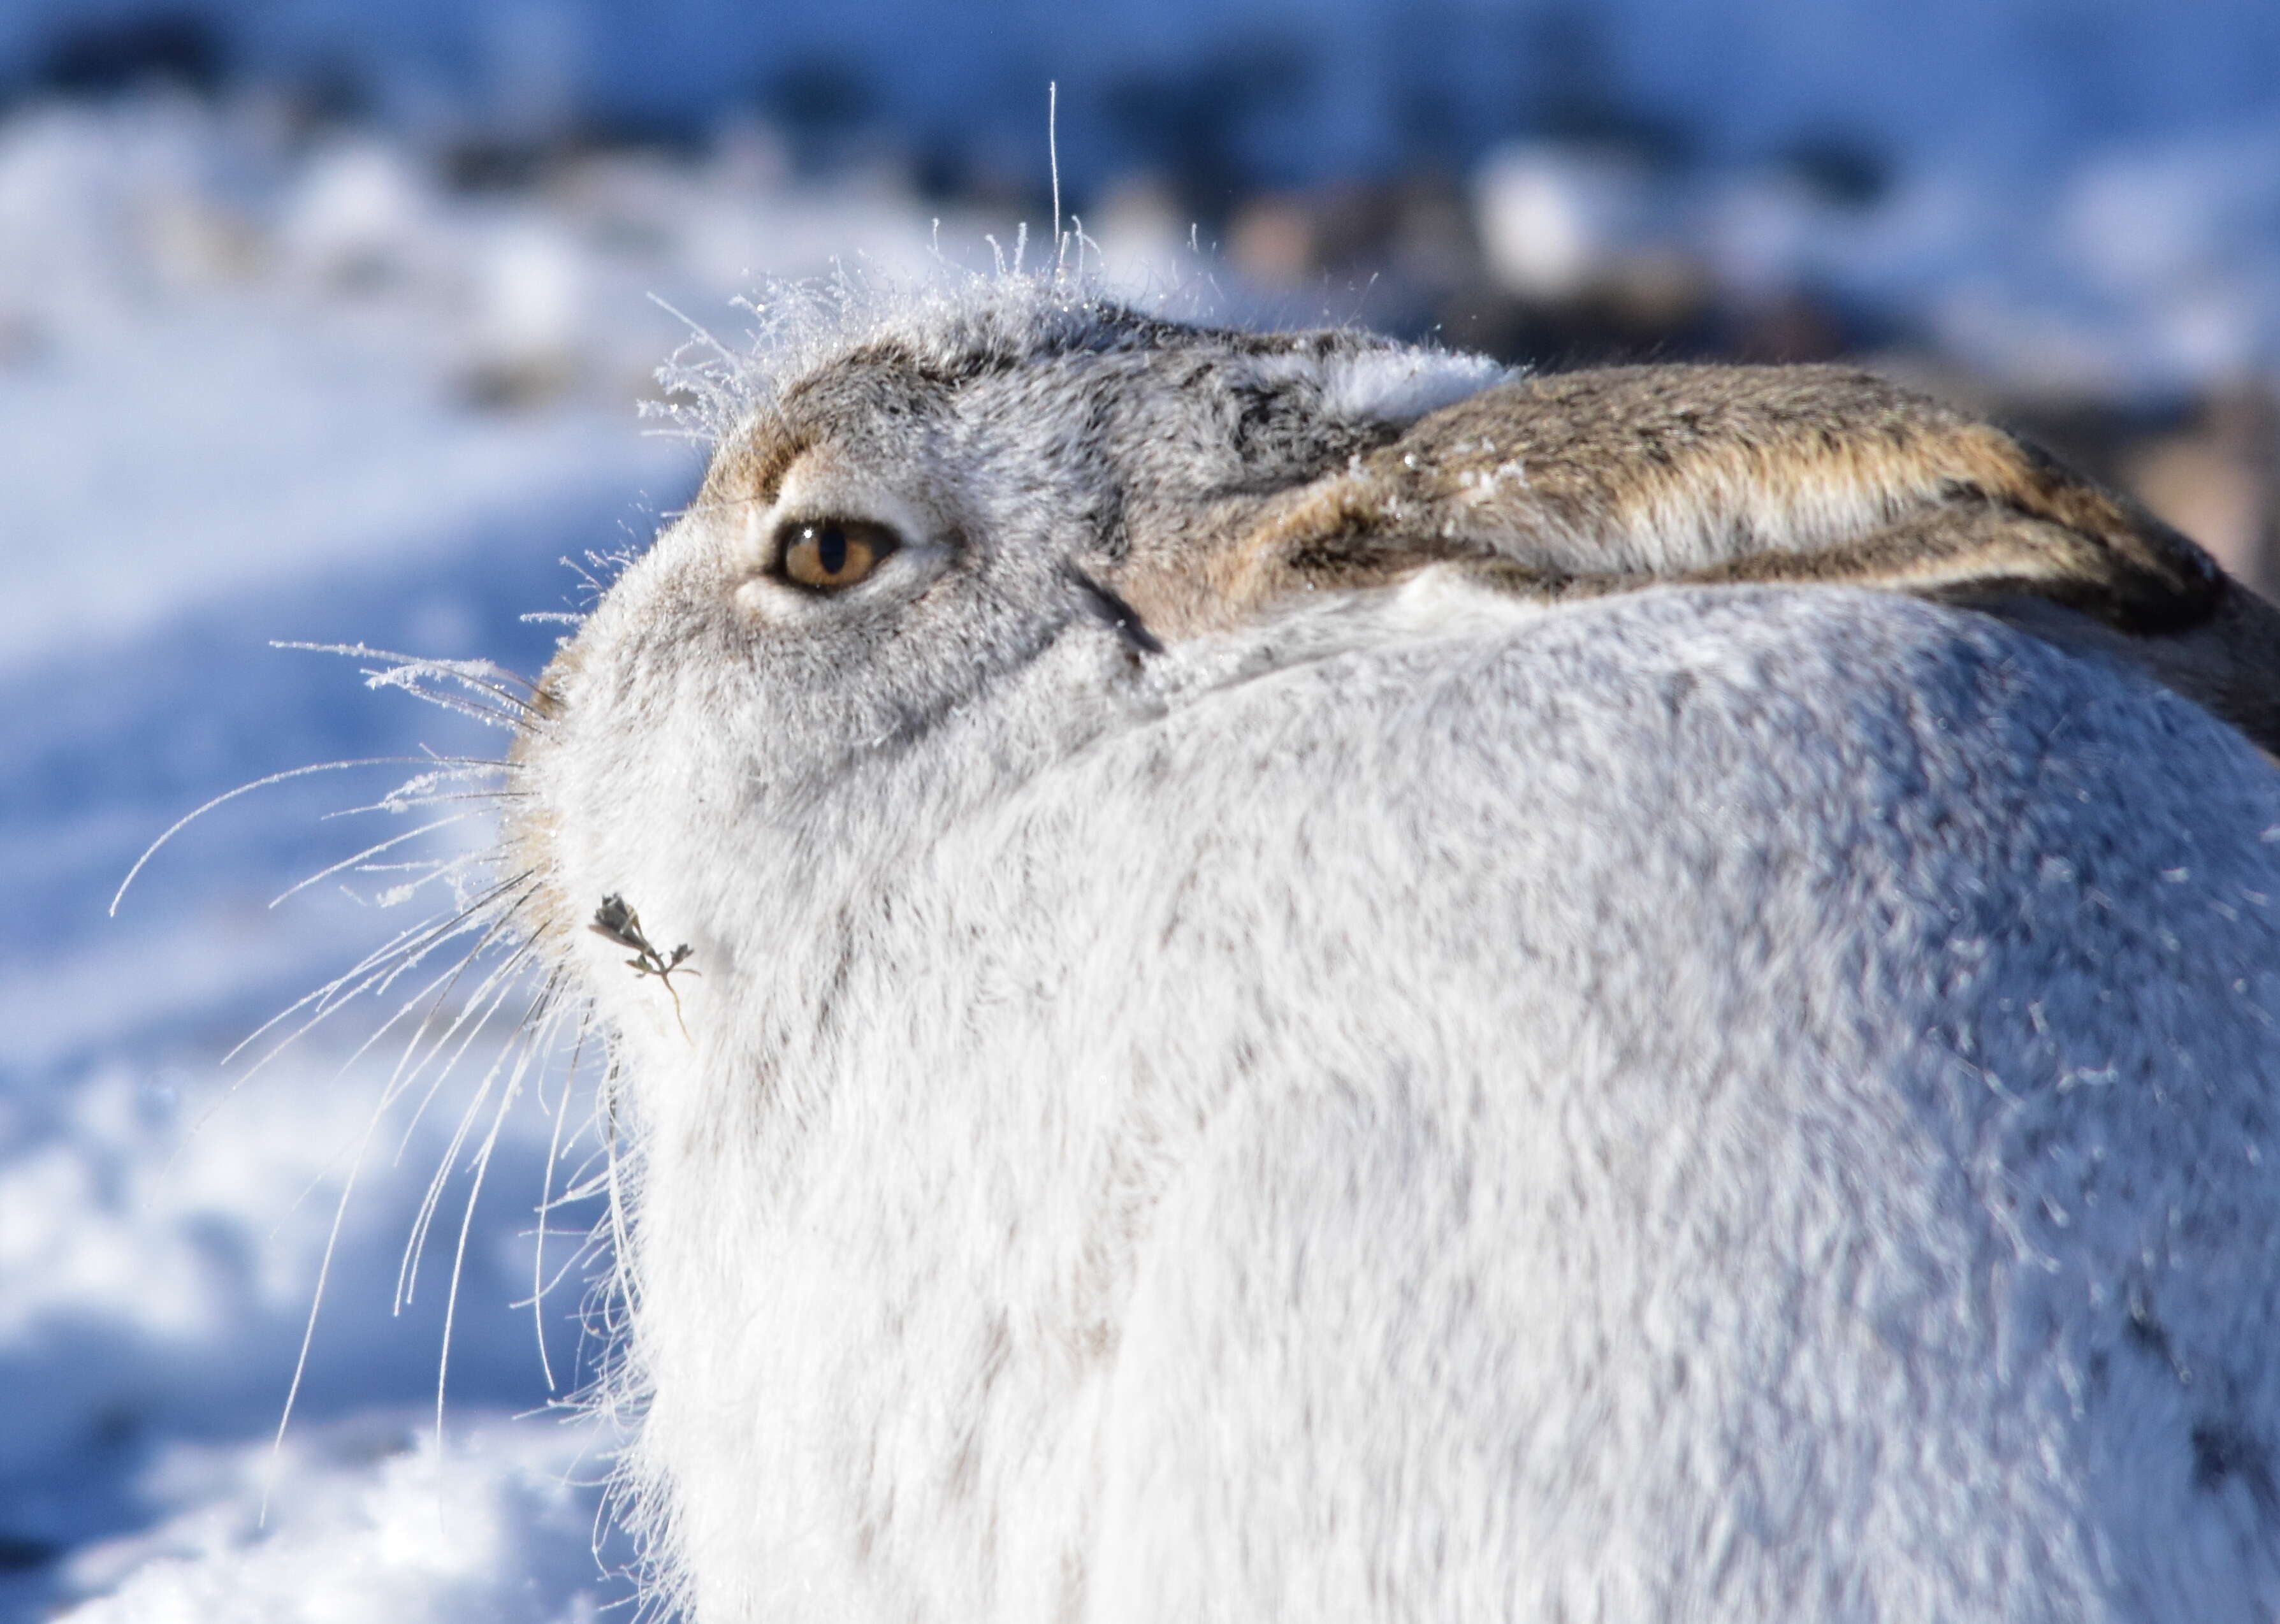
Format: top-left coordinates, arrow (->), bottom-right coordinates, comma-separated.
510,280 -> 2280,1621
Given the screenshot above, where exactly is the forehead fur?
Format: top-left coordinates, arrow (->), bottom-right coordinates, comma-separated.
662,274 -> 1510,484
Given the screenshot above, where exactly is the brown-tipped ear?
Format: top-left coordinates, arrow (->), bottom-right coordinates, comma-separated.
1662,504 -> 2280,758
2129,583 -> 2280,762
1105,361 -> 2280,757
1214,363 -> 2227,625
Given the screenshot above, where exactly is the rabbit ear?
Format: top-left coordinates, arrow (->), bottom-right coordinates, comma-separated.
1107,361 -> 2280,756
1222,365 -> 2227,623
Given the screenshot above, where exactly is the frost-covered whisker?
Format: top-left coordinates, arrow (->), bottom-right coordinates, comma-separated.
259,885 -> 607,1512
358,905 -> 550,1177
391,932 -> 553,1284
276,642 -> 549,736
261,881 -> 579,1445
219,871 -> 535,1080
323,761 -> 526,820
129,754 -> 555,1239
123,656 -> 623,1526
526,1024 -> 598,1393
262,922 -> 546,1242
363,843 -> 523,910
267,812 -> 484,908
433,976 -> 576,1442
531,1118 -> 625,1402
108,755 -> 499,917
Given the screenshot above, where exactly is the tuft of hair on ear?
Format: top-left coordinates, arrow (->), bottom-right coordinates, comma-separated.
1315,344 -> 1515,431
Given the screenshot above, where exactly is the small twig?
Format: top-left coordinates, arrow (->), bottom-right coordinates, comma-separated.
590,894 -> 697,1040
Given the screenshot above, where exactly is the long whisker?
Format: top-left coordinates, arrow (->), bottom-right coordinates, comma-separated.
383,901 -> 545,1159
319,663 -> 537,734
602,1062 -> 634,1322
325,789 -> 528,823
361,901 -> 523,1013
268,925 -> 550,1233
364,683 -> 530,733
326,868 -> 530,992
389,936 -> 544,1188
523,1214 -> 606,1323
276,639 -> 542,704
221,872 -> 532,1071
364,848 -> 512,910
269,813 -> 480,909
111,758 -> 470,916
435,991 -> 559,1450
392,936 -> 550,1308
262,915 -> 545,1512
531,1015 -> 590,1391
226,915 -> 538,1232
263,1079 -> 388,1525
356,855 -> 488,876
171,890 -> 513,1180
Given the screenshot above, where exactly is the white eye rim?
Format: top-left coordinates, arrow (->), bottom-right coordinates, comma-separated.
734,456 -> 957,617
732,527 -> 954,621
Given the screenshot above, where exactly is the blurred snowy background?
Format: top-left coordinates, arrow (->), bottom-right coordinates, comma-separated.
3,2 -> 2277,1618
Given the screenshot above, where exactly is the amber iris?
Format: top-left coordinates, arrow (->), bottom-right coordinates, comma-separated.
778,518 -> 899,590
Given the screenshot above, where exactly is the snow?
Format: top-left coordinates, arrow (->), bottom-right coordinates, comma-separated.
1463,120 -> 2280,400
57,1411 -> 623,1624
0,96 -> 695,1624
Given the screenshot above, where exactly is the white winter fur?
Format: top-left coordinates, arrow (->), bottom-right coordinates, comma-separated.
521,287 -> 2280,1621
1312,345 -> 1515,430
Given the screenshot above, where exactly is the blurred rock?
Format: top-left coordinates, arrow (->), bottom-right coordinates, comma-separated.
458,217 -> 587,410
1227,192 -> 1316,289
1086,173 -> 1189,295
144,191 -> 263,288
1471,141 -> 1664,305
455,352 -> 579,412
2123,384 -> 2279,595
1599,246 -> 1713,338
1725,288 -> 1850,365
280,136 -> 440,292
1445,138 -> 1737,368
35,13 -> 228,100
1384,178 -> 1479,292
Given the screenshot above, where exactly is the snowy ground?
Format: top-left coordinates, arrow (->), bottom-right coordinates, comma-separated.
4,86 -> 2278,1621
0,97 -> 708,1623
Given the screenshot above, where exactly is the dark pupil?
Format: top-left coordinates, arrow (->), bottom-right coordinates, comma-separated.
815,525 -> 848,576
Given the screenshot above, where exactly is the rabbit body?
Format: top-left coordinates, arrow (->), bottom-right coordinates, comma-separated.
518,288 -> 2280,1620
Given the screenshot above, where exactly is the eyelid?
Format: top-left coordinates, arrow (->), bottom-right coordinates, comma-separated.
768,514 -> 901,555
770,516 -> 904,591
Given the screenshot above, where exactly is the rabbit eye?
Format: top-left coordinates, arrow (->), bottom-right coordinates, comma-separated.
777,518 -> 900,591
